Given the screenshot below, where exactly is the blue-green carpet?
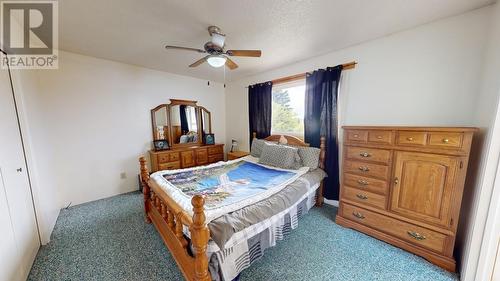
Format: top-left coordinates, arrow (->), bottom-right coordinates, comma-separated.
28,191 -> 458,281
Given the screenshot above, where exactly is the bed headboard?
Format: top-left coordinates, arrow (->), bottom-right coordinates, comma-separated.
252,132 -> 326,170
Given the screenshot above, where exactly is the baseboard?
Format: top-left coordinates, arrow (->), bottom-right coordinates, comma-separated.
323,199 -> 339,207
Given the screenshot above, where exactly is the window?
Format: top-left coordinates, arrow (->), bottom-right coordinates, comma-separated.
271,80 -> 305,139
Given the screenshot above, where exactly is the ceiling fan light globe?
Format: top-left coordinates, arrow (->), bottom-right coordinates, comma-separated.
207,55 -> 227,68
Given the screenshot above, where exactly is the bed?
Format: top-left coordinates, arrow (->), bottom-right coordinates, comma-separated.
139,134 -> 326,281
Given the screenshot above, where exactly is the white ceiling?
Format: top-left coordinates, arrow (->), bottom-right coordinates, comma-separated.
58,0 -> 494,82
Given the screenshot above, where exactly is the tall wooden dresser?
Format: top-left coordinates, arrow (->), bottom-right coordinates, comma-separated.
149,144 -> 224,172
336,126 -> 477,271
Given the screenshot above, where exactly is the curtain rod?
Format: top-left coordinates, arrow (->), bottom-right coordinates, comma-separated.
271,61 -> 357,85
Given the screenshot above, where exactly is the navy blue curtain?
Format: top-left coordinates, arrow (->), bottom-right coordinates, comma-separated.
179,105 -> 188,133
248,81 -> 273,145
304,65 -> 343,200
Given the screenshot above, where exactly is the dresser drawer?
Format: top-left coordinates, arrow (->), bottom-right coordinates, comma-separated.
368,130 -> 392,144
158,161 -> 181,170
342,186 -> 386,209
346,130 -> 368,143
208,145 -> 223,155
345,146 -> 391,164
397,131 -> 427,146
344,160 -> 390,180
158,152 -> 179,163
342,203 -> 447,254
343,173 -> 388,195
428,132 -> 463,148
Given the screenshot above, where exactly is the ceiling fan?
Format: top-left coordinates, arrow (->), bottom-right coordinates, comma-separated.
165,26 -> 262,70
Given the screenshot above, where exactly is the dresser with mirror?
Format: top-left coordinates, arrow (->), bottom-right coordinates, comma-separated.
149,99 -> 223,172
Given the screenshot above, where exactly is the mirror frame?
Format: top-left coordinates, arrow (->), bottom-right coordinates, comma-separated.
199,106 -> 212,135
151,104 -> 170,143
167,99 -> 203,148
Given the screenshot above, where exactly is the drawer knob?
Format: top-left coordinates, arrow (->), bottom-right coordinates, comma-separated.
394,177 -> 399,185
358,166 -> 370,172
356,194 -> 368,200
357,179 -> 369,186
359,152 -> 371,157
407,231 -> 426,241
406,137 -> 414,141
352,212 -> 365,219
376,135 -> 383,139
442,138 -> 449,143
353,134 -> 359,138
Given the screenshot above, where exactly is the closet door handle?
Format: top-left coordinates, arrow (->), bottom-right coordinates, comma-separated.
16,168 -> 22,173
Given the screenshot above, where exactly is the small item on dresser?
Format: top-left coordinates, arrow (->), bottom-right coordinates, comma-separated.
153,139 -> 170,151
230,139 -> 238,152
204,133 -> 215,145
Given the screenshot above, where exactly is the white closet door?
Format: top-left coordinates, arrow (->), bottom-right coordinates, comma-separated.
0,169 -> 19,281
0,67 -> 40,281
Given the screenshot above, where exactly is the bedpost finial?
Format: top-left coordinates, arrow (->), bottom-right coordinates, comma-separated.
192,195 -> 205,209
252,132 -> 257,139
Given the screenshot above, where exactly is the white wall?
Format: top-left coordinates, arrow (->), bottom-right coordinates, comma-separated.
25,51 -> 225,207
225,7 -> 491,152
458,2 -> 500,280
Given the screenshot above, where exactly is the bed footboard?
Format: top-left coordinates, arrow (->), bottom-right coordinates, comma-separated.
139,157 -> 211,281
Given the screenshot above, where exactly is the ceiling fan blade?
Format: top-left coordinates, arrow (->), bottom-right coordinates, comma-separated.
225,57 -> 239,70
189,56 -> 209,67
165,45 -> 206,53
226,50 -> 262,57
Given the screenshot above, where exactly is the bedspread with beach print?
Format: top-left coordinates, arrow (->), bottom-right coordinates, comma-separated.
150,158 -> 308,222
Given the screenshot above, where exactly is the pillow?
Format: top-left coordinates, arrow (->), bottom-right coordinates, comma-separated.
250,138 -> 276,157
298,146 -> 321,170
259,143 -> 298,169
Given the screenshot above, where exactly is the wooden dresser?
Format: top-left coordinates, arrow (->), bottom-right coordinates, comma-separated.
336,126 -> 476,271
149,144 -> 224,172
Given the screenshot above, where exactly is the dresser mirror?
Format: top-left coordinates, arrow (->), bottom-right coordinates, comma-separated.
200,107 -> 212,134
170,104 -> 199,144
151,99 -> 212,148
151,104 -> 169,142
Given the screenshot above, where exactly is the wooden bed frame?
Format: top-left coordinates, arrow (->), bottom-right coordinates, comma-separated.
139,134 -> 326,281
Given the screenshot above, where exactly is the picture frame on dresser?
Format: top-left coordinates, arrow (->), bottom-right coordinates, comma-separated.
153,139 -> 170,151
203,133 -> 215,145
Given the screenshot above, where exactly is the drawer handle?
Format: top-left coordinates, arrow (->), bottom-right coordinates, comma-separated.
359,152 -> 371,157
356,194 -> 368,200
407,231 -> 426,241
376,135 -> 383,139
406,137 -> 414,141
352,212 -> 365,219
358,166 -> 370,172
442,138 -> 449,143
357,179 -> 369,186
353,134 -> 359,138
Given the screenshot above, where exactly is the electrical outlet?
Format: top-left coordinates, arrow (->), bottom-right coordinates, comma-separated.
120,172 -> 126,179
